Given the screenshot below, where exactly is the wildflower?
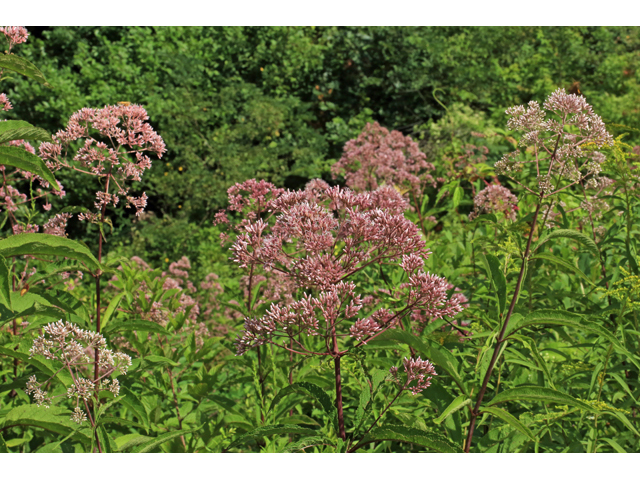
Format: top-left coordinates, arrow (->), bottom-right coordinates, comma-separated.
27,320 -> 132,424
232,183 -> 464,356
403,356 -> 437,395
499,88 -> 613,198
39,104 -> 166,221
0,26 -> 29,49
331,122 -> 435,195
469,184 -> 518,222
0,93 -> 12,111
71,407 -> 87,424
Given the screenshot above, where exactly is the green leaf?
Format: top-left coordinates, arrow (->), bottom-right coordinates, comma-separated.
513,334 -> 555,389
96,395 -> 125,421
98,415 -> 145,431
601,411 -> 640,437
226,424 -> 319,450
0,301 -> 65,331
0,233 -> 99,271
116,433 -> 152,452
0,434 -> 7,453
269,381 -> 338,432
486,386 -> 599,413
0,54 -> 51,87
452,186 -> 464,209
101,292 -> 125,330
433,395 -> 471,425
97,425 -> 117,453
504,309 -> 638,368
534,228 -> 598,256
0,405 -> 91,444
0,346 -> 72,386
531,252 -> 595,286
282,435 -> 334,452
601,437 -> 627,453
354,424 -> 461,453
102,319 -> 167,336
35,426 -> 82,453
132,426 -> 199,453
141,354 -> 180,368
0,120 -> 51,144
0,255 -> 12,311
0,146 -> 59,190
119,386 -> 150,431
484,254 -> 507,314
354,383 -> 372,432
556,203 -> 570,229
5,435 -> 32,448
480,406 -> 536,441
472,213 -> 498,224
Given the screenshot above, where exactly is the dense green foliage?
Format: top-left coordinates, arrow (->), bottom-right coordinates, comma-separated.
1,27 -> 640,453
6,27 -> 640,266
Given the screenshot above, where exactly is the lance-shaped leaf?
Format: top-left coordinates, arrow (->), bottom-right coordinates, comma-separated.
96,426 -> 117,453
0,233 -> 99,272
483,253 -> 507,314
433,395 -> 471,425
352,424 -> 461,453
0,405 -> 91,445
0,120 -> 51,144
0,54 -> 51,87
269,381 -> 338,432
102,319 -> 168,336
119,386 -> 150,432
530,252 -> 594,286
0,255 -> 11,311
601,411 -> 640,437
115,433 -> 153,452
282,435 -> 335,452
486,386 -> 599,413
0,346 -> 72,387
0,146 -> 59,190
0,292 -> 67,330
132,426 -> 201,453
504,309 -> 638,368
533,228 -> 598,256
225,424 -> 319,451
480,406 -> 536,441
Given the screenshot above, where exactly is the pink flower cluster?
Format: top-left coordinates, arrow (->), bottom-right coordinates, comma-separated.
402,356 -> 437,395
496,88 -> 613,198
469,184 -> 519,222
229,178 -> 465,358
331,122 -> 435,195
0,26 -> 29,50
39,104 -> 166,218
0,93 -> 12,111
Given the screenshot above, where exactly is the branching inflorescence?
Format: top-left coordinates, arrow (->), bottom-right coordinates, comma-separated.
331,122 -> 435,194
495,88 -> 613,201
26,320 -> 131,425
39,104 -> 166,220
469,184 -> 519,222
225,178 -> 464,438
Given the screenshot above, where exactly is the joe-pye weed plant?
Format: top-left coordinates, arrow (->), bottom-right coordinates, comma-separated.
2,25 -> 640,453
215,179 -> 465,451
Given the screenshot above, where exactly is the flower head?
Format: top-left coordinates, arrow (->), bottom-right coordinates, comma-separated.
332,122 -> 435,195
402,356 -> 437,395
469,184 -> 518,222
